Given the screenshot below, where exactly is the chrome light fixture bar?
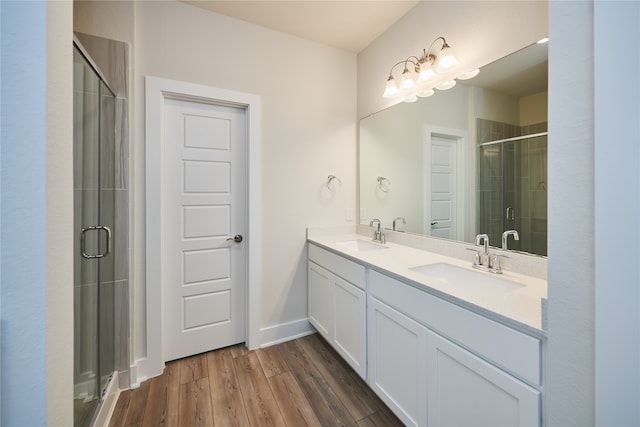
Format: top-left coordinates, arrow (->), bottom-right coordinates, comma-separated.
382,36 -> 479,100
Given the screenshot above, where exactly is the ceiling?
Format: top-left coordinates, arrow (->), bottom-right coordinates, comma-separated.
180,1 -> 420,53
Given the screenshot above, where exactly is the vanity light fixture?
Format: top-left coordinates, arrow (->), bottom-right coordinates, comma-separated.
382,36 -> 479,100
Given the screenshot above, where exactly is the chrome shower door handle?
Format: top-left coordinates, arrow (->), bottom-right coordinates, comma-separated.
81,225 -> 112,259
506,207 -> 515,221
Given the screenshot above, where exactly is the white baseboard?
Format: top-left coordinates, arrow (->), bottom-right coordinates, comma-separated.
130,319 -> 314,386
128,359 -> 152,389
259,318 -> 315,348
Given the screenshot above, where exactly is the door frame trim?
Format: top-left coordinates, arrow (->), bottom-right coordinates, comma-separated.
143,76 -> 262,380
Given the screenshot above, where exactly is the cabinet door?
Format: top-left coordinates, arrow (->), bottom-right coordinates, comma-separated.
333,277 -> 367,379
308,261 -> 332,341
427,329 -> 540,427
368,297 -> 428,427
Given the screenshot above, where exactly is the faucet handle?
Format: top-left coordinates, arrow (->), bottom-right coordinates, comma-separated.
473,251 -> 482,266
489,253 -> 509,273
467,247 -> 486,266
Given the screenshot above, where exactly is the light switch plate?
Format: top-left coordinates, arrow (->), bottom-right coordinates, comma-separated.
345,207 -> 353,221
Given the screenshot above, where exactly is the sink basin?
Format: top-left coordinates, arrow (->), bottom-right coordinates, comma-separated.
335,239 -> 389,252
409,262 -> 524,293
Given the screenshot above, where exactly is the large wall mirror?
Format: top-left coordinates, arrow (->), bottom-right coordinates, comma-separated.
359,42 -> 548,256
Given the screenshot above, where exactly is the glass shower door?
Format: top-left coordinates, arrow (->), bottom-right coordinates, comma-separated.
477,133 -> 547,256
73,45 -> 116,427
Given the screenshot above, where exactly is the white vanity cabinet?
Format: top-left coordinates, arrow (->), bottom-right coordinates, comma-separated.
368,269 -> 541,427
308,244 -> 367,379
307,240 -> 544,427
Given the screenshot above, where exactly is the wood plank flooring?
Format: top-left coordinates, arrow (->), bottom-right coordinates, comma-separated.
108,333 -> 403,427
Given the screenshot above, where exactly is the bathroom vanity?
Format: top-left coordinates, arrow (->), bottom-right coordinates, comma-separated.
307,228 -> 546,427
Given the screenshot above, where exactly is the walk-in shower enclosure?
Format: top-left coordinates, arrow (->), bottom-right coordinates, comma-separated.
73,34 -> 129,427
477,119 -> 548,256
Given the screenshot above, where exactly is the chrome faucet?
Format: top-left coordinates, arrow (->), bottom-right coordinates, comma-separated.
502,230 -> 520,250
369,218 -> 385,243
470,233 -> 505,273
392,216 -> 406,231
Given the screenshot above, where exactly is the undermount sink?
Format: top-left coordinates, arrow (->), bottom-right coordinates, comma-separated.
335,239 -> 389,252
409,262 -> 524,293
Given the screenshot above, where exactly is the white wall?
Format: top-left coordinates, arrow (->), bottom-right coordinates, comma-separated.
473,87 -> 520,125
473,87 -> 548,128
74,0 -> 134,43
547,1 -> 640,425
1,1 -> 73,425
520,91 -> 548,126
46,3 -> 74,425
546,2 -> 595,424
593,2 -> 640,424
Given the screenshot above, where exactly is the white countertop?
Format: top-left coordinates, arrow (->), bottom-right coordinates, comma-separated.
307,232 -> 548,337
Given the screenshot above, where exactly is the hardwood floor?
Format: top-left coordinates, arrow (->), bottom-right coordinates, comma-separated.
108,333 -> 403,427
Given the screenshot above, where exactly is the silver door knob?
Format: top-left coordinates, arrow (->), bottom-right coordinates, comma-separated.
227,234 -> 243,243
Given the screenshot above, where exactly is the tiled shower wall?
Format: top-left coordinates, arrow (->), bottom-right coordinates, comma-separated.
476,118 -> 548,256
76,32 -> 130,388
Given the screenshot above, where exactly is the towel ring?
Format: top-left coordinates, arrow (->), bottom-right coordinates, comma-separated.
327,174 -> 342,191
377,176 -> 391,192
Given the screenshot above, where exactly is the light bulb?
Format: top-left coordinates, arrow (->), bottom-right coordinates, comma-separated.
435,43 -> 458,72
400,67 -> 416,90
404,95 -> 418,103
418,61 -> 435,82
383,75 -> 399,98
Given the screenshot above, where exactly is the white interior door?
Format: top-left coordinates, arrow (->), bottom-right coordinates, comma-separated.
163,97 -> 246,361
429,135 -> 457,239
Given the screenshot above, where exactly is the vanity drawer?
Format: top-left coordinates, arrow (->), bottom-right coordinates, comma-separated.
368,269 -> 541,386
308,243 -> 366,290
